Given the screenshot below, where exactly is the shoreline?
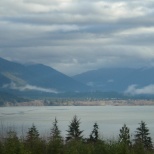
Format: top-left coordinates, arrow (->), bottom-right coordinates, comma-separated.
1,99 -> 154,107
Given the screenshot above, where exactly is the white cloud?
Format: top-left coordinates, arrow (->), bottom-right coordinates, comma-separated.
3,82 -> 58,93
125,84 -> 154,95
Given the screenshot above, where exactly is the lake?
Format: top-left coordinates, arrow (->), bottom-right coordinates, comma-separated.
0,106 -> 154,140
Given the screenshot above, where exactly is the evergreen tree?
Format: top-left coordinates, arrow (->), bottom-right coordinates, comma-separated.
48,118 -> 63,154
134,121 -> 153,150
89,122 -> 99,142
0,140 -> 3,154
4,131 -> 27,154
66,115 -> 83,141
26,124 -> 39,143
50,117 -> 61,140
119,124 -> 131,146
25,124 -> 43,154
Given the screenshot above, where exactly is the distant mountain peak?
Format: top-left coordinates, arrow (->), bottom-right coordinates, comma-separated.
73,67 -> 154,94
0,57 -> 89,96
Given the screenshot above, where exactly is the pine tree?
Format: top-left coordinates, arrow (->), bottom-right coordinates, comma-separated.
25,124 -> 41,153
50,118 -> 62,140
4,131 -> 19,154
89,122 -> 99,142
48,118 -> 63,154
119,124 -> 131,146
66,115 -> 83,141
26,124 -> 39,143
134,121 -> 153,150
4,130 -> 27,154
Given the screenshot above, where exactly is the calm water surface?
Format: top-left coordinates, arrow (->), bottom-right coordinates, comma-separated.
0,106 -> 154,140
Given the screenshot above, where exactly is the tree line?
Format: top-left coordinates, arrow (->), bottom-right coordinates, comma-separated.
0,115 -> 154,154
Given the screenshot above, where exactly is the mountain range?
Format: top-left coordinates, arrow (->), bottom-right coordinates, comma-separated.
73,67 -> 154,95
1,57 -> 154,98
0,57 -> 89,96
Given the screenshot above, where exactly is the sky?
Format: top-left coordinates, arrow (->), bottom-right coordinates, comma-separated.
0,0 -> 154,76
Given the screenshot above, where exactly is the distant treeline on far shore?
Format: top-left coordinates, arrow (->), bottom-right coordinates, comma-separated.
2,90 -> 154,106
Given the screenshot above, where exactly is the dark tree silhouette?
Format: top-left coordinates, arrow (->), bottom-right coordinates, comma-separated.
50,118 -> 62,140
89,122 -> 99,142
48,118 -> 63,154
66,115 -> 83,141
4,131 -> 23,154
26,124 -> 39,142
119,124 -> 131,146
134,121 -> 153,150
25,123 -> 41,153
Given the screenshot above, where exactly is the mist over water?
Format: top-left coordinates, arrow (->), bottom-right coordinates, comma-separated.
0,106 -> 154,140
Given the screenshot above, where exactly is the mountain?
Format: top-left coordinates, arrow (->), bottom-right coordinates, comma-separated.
0,91 -> 29,106
24,64 -> 89,91
73,67 -> 154,94
2,56 -> 154,98
0,57 -> 89,96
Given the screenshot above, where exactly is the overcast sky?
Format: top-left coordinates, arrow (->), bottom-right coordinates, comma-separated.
0,0 -> 154,76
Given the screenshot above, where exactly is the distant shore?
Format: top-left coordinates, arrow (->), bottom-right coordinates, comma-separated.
2,99 -> 154,107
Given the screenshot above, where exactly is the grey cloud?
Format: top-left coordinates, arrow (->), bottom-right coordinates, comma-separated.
1,44 -> 154,75
0,0 -> 154,75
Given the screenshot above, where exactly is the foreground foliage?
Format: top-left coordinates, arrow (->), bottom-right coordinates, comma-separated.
0,117 -> 154,154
